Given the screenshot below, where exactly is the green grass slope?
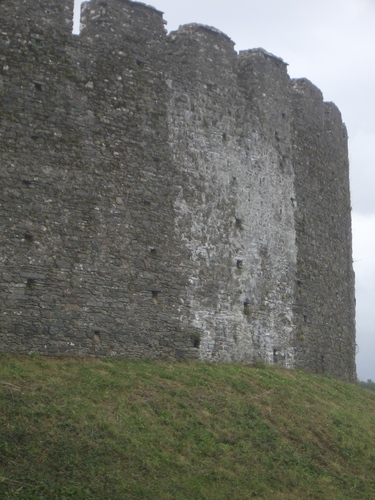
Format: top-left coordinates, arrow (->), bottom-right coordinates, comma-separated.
1,355 -> 375,499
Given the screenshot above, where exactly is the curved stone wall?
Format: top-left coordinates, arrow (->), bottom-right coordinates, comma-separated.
0,0 -> 356,380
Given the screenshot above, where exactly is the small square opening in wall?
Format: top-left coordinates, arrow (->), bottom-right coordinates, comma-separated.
236,259 -> 243,269
243,299 -> 251,315
235,218 -> 243,230
26,278 -> 36,289
191,333 -> 201,348
24,232 -> 34,242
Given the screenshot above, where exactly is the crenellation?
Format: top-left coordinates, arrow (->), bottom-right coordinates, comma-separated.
291,78 -> 325,122
168,24 -> 237,95
80,0 -> 166,42
239,47 -> 287,65
0,0 -> 356,381
171,23 -> 234,44
0,0 -> 75,35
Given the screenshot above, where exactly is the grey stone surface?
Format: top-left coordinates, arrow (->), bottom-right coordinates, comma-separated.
0,0 -> 356,381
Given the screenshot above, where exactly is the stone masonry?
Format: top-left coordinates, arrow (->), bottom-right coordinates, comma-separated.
0,0 -> 356,381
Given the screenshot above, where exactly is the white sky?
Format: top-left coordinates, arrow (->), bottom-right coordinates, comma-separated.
74,0 -> 375,380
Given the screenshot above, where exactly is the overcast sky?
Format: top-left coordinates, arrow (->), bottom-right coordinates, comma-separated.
74,0 -> 375,380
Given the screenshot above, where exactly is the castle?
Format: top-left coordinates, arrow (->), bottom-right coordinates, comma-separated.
0,0 -> 356,381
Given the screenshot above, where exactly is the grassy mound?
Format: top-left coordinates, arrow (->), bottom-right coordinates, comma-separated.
1,355 -> 375,499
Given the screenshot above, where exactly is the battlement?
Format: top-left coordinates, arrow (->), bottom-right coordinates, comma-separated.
0,0 -> 356,381
80,0 -> 166,40
0,0 -> 74,35
170,23 -> 234,43
239,47 -> 287,65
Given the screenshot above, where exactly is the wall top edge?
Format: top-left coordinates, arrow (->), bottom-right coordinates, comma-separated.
123,0 -> 164,15
239,48 -> 287,65
170,23 -> 235,45
291,77 -> 324,100
83,0 -> 163,14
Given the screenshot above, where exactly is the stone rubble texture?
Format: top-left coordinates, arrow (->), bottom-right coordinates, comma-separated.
0,0 -> 356,381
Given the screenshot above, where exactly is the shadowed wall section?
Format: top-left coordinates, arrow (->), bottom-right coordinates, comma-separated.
291,79 -> 356,379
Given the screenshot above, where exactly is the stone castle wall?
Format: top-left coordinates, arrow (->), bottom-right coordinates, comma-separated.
0,0 -> 356,380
